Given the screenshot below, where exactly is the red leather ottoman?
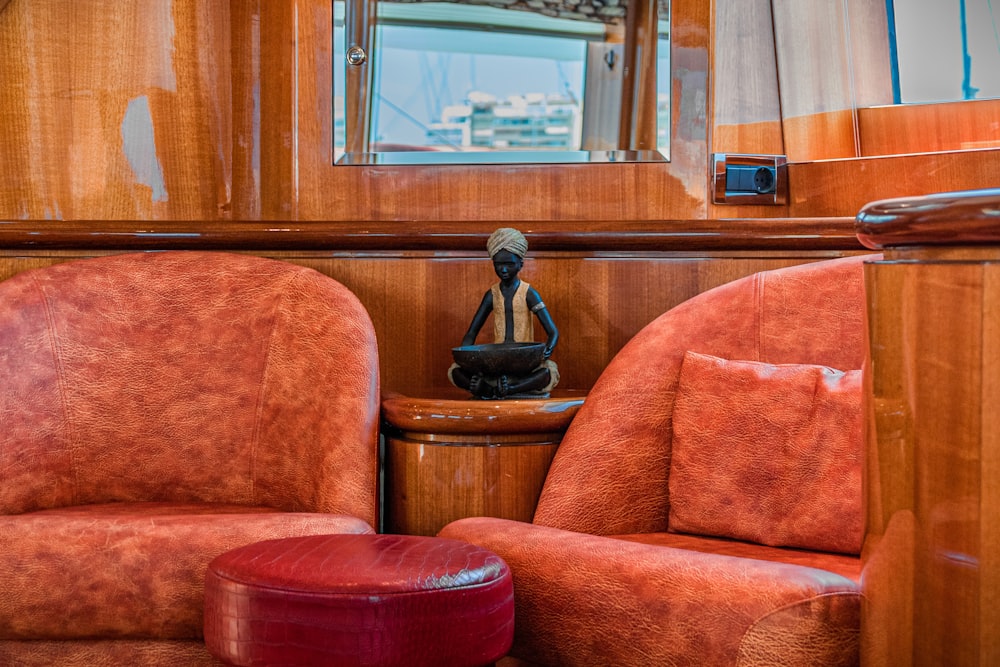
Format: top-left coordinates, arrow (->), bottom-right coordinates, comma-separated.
203,533 -> 514,667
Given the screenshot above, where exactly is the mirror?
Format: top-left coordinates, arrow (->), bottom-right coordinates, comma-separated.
333,0 -> 670,164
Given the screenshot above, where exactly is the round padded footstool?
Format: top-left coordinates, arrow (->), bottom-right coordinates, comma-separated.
203,533 -> 514,667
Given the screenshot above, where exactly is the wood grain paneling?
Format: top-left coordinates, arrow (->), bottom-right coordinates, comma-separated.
710,0 -> 783,155
0,246 -> 867,395
1,0 -> 997,224
864,257 -> 1000,666
0,0 -> 231,220
230,0 -> 261,219
712,121 -> 784,157
861,191 -> 1000,665
858,99 -> 1000,156
251,0 -> 724,222
788,150 -> 1000,218
780,110 -> 859,162
292,251 -> 856,394
384,437 -> 559,536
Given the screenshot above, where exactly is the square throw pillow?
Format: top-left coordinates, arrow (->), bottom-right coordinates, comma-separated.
668,351 -> 863,554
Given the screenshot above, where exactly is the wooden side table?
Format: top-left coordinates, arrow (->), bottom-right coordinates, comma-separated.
380,391 -> 585,536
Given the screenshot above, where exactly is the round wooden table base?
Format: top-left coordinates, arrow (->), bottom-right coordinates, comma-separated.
381,393 -> 584,536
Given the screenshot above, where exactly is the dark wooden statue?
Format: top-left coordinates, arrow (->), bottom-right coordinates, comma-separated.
449,228 -> 560,399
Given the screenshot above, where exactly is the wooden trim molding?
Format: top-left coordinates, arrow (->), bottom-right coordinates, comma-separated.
0,218 -> 864,251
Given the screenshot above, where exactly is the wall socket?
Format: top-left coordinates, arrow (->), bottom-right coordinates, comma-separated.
712,153 -> 788,205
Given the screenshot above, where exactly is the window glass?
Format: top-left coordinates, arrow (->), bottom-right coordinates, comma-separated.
892,0 -> 1000,102
371,25 -> 587,152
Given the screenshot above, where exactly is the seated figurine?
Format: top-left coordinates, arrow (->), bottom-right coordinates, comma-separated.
449,228 -> 560,399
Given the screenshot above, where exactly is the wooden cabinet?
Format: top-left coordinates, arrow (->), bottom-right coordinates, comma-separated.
381,391 -> 584,536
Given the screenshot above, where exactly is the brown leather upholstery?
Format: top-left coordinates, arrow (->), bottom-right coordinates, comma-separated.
0,252 -> 381,666
440,254 -> 878,666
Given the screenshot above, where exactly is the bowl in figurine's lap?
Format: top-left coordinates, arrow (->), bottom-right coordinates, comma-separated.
452,342 -> 545,376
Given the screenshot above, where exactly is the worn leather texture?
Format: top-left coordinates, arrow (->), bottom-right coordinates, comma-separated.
440,255 -> 877,666
204,533 -> 514,667
669,351 -> 863,554
532,254 -> 874,536
0,504 -> 373,640
0,251 -> 380,519
0,639 -> 224,666
439,519 -> 861,667
0,252 -> 381,663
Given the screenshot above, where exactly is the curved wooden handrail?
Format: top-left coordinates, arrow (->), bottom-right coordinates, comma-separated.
855,188 -> 1000,250
0,218 -> 862,252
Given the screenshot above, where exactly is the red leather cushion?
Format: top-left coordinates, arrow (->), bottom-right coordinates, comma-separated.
668,351 -> 863,554
204,533 -> 514,667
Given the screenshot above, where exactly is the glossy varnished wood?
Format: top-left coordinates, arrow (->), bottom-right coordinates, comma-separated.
861,192 -> 1000,665
382,391 -> 586,437
864,257 -> 1000,666
0,218 -> 863,250
2,0 -> 999,224
855,188 -> 1000,250
788,150 -> 1000,218
0,0 -> 232,220
710,0 -> 783,156
252,0 -> 720,222
381,393 -> 584,536
0,247 -> 863,395
858,99 -> 1000,156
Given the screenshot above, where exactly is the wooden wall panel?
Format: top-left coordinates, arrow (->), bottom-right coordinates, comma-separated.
252,0 -> 739,222
1,0 -> 996,225
845,0 -> 893,109
230,0 -> 262,219
787,149 -> 1000,218
858,100 -> 1000,156
0,0 -> 231,220
770,0 -> 857,160
710,0 -> 783,155
0,249 -> 867,396
864,258 -> 1000,666
781,110 -> 859,162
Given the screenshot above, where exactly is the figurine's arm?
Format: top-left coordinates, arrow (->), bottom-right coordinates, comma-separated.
460,290 -> 494,346
526,287 -> 559,358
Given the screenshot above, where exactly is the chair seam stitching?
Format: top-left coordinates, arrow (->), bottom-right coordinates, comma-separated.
33,273 -> 79,505
249,271 -> 297,505
753,273 -> 765,361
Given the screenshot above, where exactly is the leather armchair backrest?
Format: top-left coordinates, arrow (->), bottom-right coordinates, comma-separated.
0,252 -> 379,524
533,254 -> 877,537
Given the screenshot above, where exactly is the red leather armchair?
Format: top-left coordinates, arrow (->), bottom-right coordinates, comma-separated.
0,252 -> 380,666
440,255 -> 877,666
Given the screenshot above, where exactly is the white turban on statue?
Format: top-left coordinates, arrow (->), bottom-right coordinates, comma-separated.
487,228 -> 528,259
